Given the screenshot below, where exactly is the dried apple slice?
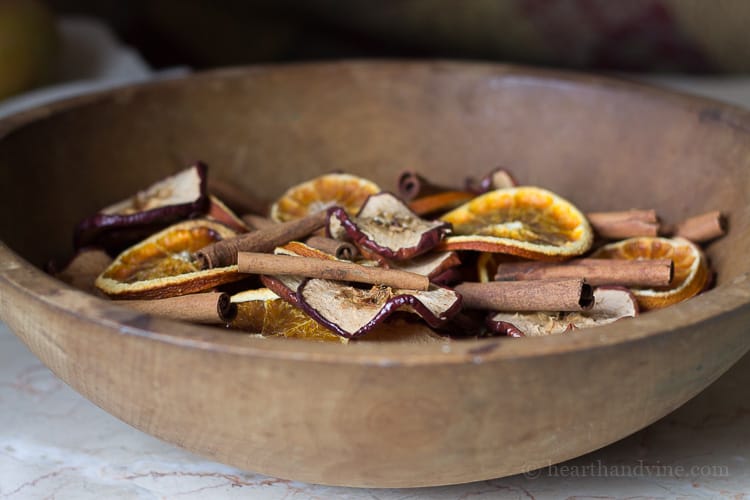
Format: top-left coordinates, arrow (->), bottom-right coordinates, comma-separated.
486,320 -> 526,338
297,279 -> 462,339
258,242 -> 461,339
75,163 -> 210,252
207,195 -> 251,233
439,186 -> 593,260
487,286 -> 639,337
329,192 -> 451,261
270,173 -> 380,223
388,251 -> 461,279
358,251 -> 464,285
95,219 -> 242,299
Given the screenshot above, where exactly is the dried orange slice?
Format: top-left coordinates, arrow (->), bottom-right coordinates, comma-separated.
269,173 -> 380,223
591,236 -> 710,310
439,187 -> 593,260
231,288 -> 347,343
408,191 -> 476,217
96,220 -> 242,299
476,252 -> 507,283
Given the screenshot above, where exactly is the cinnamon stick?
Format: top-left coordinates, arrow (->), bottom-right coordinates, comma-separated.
116,292 -> 237,324
196,210 -> 328,269
494,258 -> 673,287
208,178 -> 269,215
237,252 -> 430,290
304,236 -> 359,260
587,210 -> 659,239
669,210 -> 726,243
455,279 -> 594,312
398,170 -> 452,200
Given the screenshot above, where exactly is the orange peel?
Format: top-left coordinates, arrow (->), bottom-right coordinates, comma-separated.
439,186 -> 593,260
591,236 -> 710,310
269,173 -> 380,223
408,190 -> 475,217
95,219 -> 242,299
231,288 -> 346,343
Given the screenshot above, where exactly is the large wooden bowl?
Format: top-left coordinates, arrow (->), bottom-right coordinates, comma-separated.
1,62 -> 749,488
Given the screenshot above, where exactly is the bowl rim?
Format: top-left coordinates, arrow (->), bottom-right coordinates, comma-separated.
2,60 -> 750,365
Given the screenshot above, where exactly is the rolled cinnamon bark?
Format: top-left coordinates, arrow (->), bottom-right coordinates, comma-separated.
304,236 -> 359,260
116,292 -> 237,324
455,279 -> 594,312
670,210 -> 726,243
494,258 -> 673,287
196,210 -> 328,269
237,252 -> 430,290
398,170 -> 452,200
587,210 -> 659,239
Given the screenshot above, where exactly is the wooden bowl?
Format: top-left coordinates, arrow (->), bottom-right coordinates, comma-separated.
1,62 -> 749,488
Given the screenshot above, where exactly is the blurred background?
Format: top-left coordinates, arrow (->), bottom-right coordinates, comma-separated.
2,0 -> 750,105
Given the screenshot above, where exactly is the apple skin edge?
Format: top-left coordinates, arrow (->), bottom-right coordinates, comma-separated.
328,192 -> 451,262
73,162 -> 210,255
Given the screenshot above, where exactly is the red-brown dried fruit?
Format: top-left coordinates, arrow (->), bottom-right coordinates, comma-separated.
297,279 -> 462,339
74,162 -> 210,253
329,192 -> 451,261
388,251 -> 461,279
487,286 -> 638,337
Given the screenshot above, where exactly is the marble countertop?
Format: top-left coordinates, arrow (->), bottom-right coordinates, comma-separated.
2,319 -> 749,499
2,18 -> 750,499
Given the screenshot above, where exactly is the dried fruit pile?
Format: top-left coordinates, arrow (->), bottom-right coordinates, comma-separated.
52,163 -> 726,342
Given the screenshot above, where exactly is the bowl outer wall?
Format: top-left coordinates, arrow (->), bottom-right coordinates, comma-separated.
1,62 -> 750,487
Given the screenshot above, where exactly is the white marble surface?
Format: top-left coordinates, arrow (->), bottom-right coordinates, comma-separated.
1,319 -> 749,499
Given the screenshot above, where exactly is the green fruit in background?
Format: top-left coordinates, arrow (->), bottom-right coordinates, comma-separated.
0,0 -> 59,100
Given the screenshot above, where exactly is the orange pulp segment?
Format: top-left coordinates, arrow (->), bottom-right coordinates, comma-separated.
270,173 -> 380,222
439,186 -> 593,260
591,236 -> 709,310
96,220 -> 241,299
231,288 -> 346,343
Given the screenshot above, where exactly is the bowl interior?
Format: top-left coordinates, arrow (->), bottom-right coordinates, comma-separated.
1,61 -> 749,314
